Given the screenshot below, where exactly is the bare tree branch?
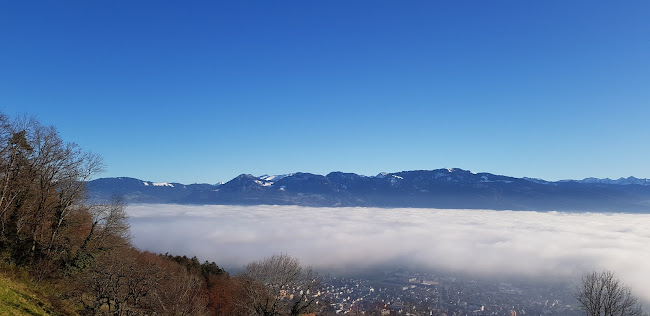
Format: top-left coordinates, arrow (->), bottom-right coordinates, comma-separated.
575,270 -> 645,316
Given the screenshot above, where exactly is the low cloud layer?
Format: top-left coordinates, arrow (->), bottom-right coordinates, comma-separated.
127,204 -> 650,302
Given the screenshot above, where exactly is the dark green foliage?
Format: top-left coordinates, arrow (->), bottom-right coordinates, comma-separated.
162,253 -> 227,280
9,130 -> 32,151
65,251 -> 94,276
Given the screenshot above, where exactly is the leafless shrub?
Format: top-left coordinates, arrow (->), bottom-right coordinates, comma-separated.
239,253 -> 322,316
575,270 -> 646,316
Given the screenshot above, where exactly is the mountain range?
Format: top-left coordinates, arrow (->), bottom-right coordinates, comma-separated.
86,168 -> 650,213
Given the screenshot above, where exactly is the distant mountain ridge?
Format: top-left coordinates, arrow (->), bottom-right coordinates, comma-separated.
86,169 -> 650,213
559,176 -> 650,186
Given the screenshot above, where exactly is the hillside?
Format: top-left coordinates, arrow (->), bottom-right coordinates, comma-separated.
0,273 -> 73,316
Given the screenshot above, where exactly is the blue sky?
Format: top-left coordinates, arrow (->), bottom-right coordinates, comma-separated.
1,1 -> 648,184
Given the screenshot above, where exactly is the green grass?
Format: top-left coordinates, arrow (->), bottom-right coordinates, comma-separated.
0,273 -> 66,316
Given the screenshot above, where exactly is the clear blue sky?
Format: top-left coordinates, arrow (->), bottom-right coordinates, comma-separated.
1,1 -> 648,184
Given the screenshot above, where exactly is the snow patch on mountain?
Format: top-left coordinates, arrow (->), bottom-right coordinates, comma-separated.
254,180 -> 273,187
152,182 -> 174,187
142,181 -> 174,187
523,177 -> 551,184
259,174 -> 292,181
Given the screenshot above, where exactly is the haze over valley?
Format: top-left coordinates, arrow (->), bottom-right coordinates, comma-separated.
92,168 -> 650,311
127,204 -> 650,304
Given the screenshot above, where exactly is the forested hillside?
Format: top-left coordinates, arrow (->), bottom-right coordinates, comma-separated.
0,112 -> 323,315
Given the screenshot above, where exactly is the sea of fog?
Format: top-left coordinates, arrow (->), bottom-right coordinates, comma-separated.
127,204 -> 650,302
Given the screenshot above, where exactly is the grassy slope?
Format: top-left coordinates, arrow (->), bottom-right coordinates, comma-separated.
0,273 -> 70,316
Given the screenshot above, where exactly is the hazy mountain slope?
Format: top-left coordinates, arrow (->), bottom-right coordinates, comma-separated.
86,177 -> 218,203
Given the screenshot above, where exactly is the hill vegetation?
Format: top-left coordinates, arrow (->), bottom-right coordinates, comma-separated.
0,272 -> 63,316
0,112 -> 325,315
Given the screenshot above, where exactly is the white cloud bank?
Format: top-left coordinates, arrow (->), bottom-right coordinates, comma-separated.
127,204 -> 650,302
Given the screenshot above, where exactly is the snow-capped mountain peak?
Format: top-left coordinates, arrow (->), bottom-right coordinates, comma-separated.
375,172 -> 390,178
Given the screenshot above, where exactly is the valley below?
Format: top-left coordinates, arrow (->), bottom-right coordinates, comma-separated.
127,204 -> 650,313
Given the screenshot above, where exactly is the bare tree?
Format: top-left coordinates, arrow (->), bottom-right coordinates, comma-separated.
575,270 -> 646,316
65,196 -> 131,274
238,254 -> 322,316
0,113 -> 103,266
83,195 -> 130,250
205,274 -> 251,316
77,248 -> 211,316
150,260 -> 209,316
78,248 -> 161,315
